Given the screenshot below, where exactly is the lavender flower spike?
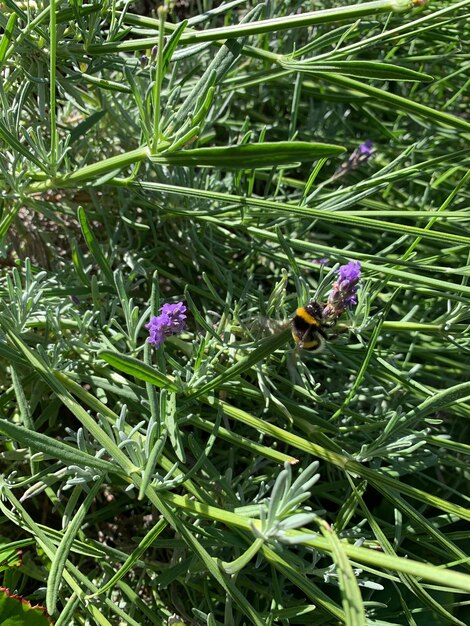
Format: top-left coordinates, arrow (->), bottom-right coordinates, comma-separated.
358,139 -> 373,158
333,140 -> 374,179
323,261 -> 361,319
145,302 -> 187,347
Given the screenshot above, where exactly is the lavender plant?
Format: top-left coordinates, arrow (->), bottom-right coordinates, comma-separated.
0,1 -> 469,625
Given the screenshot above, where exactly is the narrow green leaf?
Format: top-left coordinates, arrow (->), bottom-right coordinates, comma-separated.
0,203 -> 19,240
78,206 -> 114,285
99,350 -> 179,391
70,237 -> 91,288
186,415 -> 298,465
221,538 -> 265,575
144,490 -> 267,626
0,120 -> 46,171
334,481 -> 367,533
47,479 -> 103,615
0,12 -> 17,66
163,391 -> 185,462
164,124 -> 200,153
331,290 -> 399,420
138,432 -> 167,501
211,398 -> 470,521
0,540 -> 23,572
0,0 -> 27,21
116,181 -> 470,251
171,2 -> 265,127
88,518 -> 168,598
70,110 -> 107,144
162,19 -> 188,74
348,477 -> 468,626
4,328 -> 137,475
154,141 -> 345,168
56,2 -> 99,23
320,72 -> 470,132
261,544 -> 345,621
407,381 -> 470,422
0,487 -> 134,626
191,86 -> 215,127
282,59 -> 433,82
426,436 -> 470,457
319,521 -> 366,625
387,489 -> 470,574
0,418 -> 119,474
78,72 -> 132,94
85,1 -> 416,51
29,146 -> 149,189
162,490 -> 470,591
187,327 -> 291,399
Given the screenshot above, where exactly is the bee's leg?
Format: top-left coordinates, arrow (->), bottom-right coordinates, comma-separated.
303,328 -> 311,339
326,324 -> 350,342
318,327 -> 328,340
298,328 -> 310,349
298,328 -> 324,351
297,327 -> 315,349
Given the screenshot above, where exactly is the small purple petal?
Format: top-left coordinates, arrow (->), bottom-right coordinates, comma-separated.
333,141 -> 374,180
160,302 -> 186,317
337,260 -> 361,285
323,262 -> 361,319
358,140 -> 373,157
146,302 -> 187,347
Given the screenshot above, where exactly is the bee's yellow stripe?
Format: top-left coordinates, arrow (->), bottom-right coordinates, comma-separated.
295,307 -> 319,326
301,339 -> 320,350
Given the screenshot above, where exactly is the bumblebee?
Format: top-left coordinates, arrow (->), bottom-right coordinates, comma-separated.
291,301 -> 335,351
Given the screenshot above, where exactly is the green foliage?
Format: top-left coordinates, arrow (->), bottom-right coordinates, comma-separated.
0,0 -> 469,625
0,538 -> 22,574
0,588 -> 53,626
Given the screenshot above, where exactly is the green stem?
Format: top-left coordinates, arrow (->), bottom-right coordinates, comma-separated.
77,1 -> 415,53
28,146 -> 149,190
151,6 -> 166,153
112,180 -> 470,250
317,72 -> 470,133
307,0 -> 469,62
157,490 -> 470,591
221,538 -> 265,575
382,322 -> 465,333
49,0 -> 57,173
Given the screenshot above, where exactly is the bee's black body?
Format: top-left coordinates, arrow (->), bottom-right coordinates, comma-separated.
291,301 -> 330,351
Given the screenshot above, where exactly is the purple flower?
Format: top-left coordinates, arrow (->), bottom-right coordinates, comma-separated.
145,302 -> 187,347
311,257 -> 329,265
333,140 -> 374,179
323,261 -> 361,319
358,140 -> 373,157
